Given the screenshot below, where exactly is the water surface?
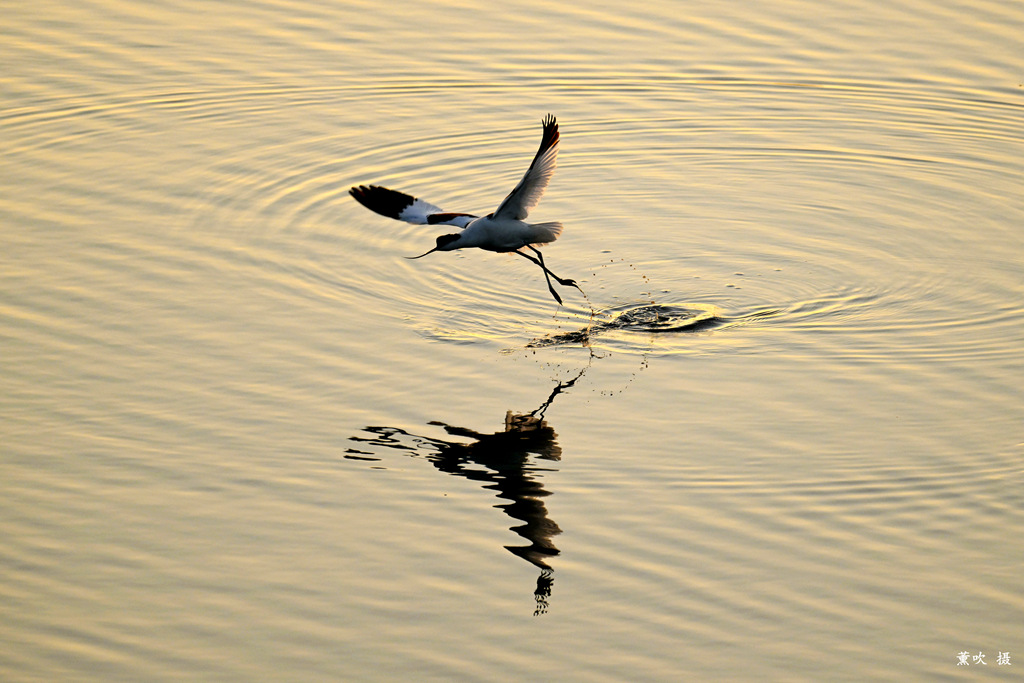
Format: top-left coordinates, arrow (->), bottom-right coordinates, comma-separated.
3,0 -> 1023,680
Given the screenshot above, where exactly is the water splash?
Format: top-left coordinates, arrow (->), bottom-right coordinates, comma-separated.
527,302 -> 725,348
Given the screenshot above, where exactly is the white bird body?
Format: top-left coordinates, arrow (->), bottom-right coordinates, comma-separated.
350,115 -> 580,304
440,217 -> 563,253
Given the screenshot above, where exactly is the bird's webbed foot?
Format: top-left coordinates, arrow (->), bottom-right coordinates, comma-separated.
557,277 -> 581,290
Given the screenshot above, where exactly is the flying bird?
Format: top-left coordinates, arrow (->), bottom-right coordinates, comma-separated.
349,115 -> 581,305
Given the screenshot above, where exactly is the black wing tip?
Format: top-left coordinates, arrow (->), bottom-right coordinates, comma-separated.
349,184 -> 415,220
348,184 -> 379,204
539,114 -> 559,149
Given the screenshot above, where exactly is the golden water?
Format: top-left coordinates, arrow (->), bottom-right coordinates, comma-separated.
3,0 -> 1023,680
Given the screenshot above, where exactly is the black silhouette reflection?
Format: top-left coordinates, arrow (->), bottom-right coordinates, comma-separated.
347,370 -> 584,616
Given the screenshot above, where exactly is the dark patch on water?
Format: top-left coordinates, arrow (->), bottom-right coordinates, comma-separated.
528,303 -> 725,348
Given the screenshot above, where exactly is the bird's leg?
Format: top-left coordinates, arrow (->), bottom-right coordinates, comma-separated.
515,250 -> 564,305
526,245 -> 581,290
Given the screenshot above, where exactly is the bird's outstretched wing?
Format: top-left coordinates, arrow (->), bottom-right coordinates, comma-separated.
349,185 -> 476,228
492,114 -> 559,221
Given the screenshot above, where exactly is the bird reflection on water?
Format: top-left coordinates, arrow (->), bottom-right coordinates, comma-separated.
347,370 -> 585,616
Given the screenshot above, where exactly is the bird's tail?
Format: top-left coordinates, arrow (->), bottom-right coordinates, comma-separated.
528,221 -> 563,246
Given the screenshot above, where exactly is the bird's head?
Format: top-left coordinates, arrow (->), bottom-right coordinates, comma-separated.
406,233 -> 461,259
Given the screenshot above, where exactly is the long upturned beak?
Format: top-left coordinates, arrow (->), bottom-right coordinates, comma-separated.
405,246 -> 439,259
